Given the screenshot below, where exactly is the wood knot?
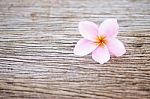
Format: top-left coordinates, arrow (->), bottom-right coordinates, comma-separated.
30,12 -> 37,21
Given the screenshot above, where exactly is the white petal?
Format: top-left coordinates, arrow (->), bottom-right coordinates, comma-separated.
99,19 -> 119,38
92,45 -> 110,64
107,38 -> 126,57
79,21 -> 98,41
74,38 -> 98,56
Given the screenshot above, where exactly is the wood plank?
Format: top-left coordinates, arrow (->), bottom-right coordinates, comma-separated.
0,0 -> 150,98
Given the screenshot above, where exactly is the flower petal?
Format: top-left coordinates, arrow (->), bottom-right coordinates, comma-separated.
79,21 -> 98,41
74,38 -> 98,56
92,45 -> 110,64
99,19 -> 119,38
107,38 -> 126,57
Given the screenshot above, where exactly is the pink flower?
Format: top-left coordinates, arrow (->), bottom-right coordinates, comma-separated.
73,19 -> 126,64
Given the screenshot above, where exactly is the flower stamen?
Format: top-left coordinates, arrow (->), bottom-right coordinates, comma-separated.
96,36 -> 107,47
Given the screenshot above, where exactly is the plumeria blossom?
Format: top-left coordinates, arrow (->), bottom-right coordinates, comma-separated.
74,19 -> 126,64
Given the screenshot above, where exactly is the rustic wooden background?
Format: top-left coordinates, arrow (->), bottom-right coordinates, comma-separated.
0,0 -> 150,99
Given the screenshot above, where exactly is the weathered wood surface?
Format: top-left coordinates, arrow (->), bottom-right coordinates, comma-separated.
0,0 -> 150,99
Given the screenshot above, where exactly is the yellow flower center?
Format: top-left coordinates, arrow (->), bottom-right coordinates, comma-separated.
95,36 -> 107,47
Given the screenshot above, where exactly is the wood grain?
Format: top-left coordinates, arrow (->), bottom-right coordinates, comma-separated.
0,0 -> 150,99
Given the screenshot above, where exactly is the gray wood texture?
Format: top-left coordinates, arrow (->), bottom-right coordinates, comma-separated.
0,0 -> 150,99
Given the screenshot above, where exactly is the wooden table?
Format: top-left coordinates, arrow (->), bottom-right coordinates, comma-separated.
0,0 -> 150,98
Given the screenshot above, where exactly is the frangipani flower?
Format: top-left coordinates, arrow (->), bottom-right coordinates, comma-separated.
74,19 -> 126,64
